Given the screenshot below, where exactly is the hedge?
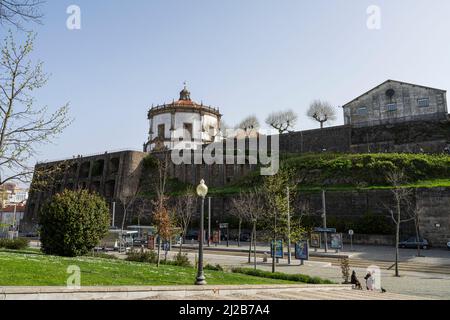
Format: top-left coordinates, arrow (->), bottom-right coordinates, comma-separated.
231,268 -> 334,284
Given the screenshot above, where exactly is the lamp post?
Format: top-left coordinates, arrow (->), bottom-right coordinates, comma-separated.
196,179 -> 208,285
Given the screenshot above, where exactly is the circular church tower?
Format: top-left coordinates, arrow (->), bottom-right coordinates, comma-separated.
144,85 -> 222,152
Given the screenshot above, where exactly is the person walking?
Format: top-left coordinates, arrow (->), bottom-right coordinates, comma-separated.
365,272 -> 374,291
351,271 -> 362,290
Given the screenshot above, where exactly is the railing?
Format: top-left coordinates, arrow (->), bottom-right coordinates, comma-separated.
148,103 -> 220,114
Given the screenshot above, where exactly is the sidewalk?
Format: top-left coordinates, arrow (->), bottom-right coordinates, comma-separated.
177,242 -> 450,265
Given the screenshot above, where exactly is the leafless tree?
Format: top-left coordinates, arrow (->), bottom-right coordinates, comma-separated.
0,32 -> 71,187
150,152 -> 173,267
0,0 -> 44,29
231,188 -> 265,269
265,110 -> 298,134
307,100 -> 336,129
411,190 -> 426,258
236,115 -> 260,138
386,169 -> 414,277
171,187 -> 196,253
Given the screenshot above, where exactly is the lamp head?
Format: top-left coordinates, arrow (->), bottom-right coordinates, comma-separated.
196,179 -> 208,198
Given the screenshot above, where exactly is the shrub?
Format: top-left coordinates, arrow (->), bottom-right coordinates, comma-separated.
0,238 -> 29,250
205,263 -> 224,271
86,251 -> 118,260
39,190 -> 110,257
231,268 -> 334,284
172,252 -> 191,267
126,249 -> 158,263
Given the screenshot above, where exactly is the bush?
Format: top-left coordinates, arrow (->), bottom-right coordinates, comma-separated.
126,249 -> 158,263
0,238 -> 29,250
39,190 -> 110,257
205,264 -> 224,271
172,252 -> 191,267
86,251 -> 118,260
231,268 -> 334,284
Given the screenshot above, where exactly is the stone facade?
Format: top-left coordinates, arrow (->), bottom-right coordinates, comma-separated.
23,150 -> 147,233
279,119 -> 450,155
343,80 -> 448,127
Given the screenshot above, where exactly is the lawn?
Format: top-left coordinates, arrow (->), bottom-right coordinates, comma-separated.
0,250 -> 296,286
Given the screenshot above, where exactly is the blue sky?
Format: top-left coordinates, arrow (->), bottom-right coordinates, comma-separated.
4,0 -> 450,162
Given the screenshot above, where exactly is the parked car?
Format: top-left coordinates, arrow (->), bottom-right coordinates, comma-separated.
399,237 -> 430,249
239,233 -> 252,242
447,241 -> 450,250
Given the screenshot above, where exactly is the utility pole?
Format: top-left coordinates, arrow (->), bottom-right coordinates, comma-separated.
287,186 -> 292,265
322,190 -> 328,253
112,201 -> 116,228
208,197 -> 211,247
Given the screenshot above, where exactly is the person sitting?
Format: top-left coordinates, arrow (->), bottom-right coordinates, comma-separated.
351,271 -> 362,290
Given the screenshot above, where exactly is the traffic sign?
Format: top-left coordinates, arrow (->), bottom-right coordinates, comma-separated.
314,227 -> 336,233
348,229 -> 354,236
219,223 -> 229,229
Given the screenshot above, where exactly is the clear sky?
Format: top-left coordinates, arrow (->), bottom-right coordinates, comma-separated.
4,0 -> 450,163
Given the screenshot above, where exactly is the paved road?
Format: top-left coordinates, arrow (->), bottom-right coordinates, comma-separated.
149,289 -> 425,301
152,249 -> 450,300
177,243 -> 450,274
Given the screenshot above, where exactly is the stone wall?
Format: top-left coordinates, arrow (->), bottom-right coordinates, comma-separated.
22,150 -> 147,233
194,188 -> 449,247
278,120 -> 450,155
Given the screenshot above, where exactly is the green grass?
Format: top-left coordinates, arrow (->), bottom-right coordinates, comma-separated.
0,250 -> 297,286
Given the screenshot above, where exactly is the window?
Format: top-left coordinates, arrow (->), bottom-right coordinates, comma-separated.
386,103 -> 397,112
183,123 -> 193,141
158,124 -> 165,139
208,126 -> 215,137
356,107 -> 368,116
417,98 -> 429,108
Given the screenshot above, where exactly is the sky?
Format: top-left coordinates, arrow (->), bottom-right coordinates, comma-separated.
3,0 -> 450,164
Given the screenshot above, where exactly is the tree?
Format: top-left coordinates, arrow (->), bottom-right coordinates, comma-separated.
0,0 -> 44,29
385,169 -> 414,277
171,187 -> 196,253
307,100 -> 336,129
39,190 -> 110,257
411,190 -> 425,258
232,188 -> 265,269
150,152 -> 174,267
265,110 -> 298,134
262,167 -> 302,272
0,32 -> 71,186
236,115 -> 260,137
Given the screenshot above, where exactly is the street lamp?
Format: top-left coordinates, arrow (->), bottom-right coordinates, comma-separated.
195,179 -> 208,285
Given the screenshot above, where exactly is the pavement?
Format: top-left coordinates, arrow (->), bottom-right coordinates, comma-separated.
145,244 -> 450,300
0,284 -> 425,300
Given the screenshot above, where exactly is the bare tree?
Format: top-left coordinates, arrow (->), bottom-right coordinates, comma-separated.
150,152 -> 174,267
307,100 -> 336,129
386,169 -> 414,277
265,110 -> 298,134
231,188 -> 265,269
0,0 -> 44,29
0,32 -> 71,187
236,115 -> 260,138
171,187 -> 196,253
411,190 -> 426,258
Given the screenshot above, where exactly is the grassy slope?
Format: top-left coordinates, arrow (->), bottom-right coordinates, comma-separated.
208,153 -> 450,195
0,250 -> 296,286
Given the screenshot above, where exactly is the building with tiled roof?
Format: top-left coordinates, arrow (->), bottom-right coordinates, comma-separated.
144,85 -> 222,151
